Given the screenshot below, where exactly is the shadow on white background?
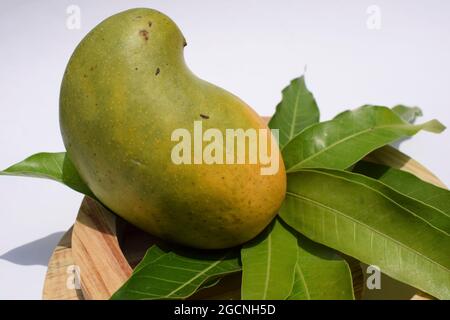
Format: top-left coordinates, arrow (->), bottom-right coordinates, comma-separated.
0,232 -> 65,266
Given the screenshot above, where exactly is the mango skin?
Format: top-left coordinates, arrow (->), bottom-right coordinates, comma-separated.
60,8 -> 286,249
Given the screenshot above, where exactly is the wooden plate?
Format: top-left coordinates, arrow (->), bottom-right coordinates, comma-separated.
42,145 -> 445,300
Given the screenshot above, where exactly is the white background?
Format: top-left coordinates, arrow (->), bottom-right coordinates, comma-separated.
1,0 -> 449,299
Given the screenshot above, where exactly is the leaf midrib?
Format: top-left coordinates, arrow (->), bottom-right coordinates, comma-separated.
163,254 -> 229,298
288,87 -> 302,141
262,232 -> 272,300
294,263 -> 311,299
287,123 -> 419,171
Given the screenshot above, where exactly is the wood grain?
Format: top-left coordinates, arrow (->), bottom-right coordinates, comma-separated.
42,145 -> 446,300
71,197 -> 133,300
42,228 -> 83,300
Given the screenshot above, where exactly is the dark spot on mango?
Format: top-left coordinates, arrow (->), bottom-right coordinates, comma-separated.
139,29 -> 149,41
200,114 -> 209,119
155,67 -> 160,76
148,21 -> 152,28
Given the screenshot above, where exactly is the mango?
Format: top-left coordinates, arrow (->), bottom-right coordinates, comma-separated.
59,8 -> 286,249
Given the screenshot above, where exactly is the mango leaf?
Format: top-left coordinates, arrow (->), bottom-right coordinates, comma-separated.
241,219 -> 298,300
392,105 -> 423,124
354,161 -> 450,220
288,233 -> 355,300
135,246 -> 223,291
330,168 -> 450,235
280,169 -> 450,300
269,76 -> 320,148
132,245 -> 168,274
111,245 -> 241,300
282,105 -> 445,172
0,152 -> 94,197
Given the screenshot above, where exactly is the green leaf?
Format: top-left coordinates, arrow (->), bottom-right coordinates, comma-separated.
288,233 -> 355,300
282,105 -> 445,172
333,167 -> 450,235
268,76 -> 320,148
111,246 -> 241,300
280,169 -> 450,300
392,105 -> 423,124
241,219 -> 298,300
132,245 -> 168,274
0,152 -> 94,197
353,161 -> 450,215
353,161 -> 450,224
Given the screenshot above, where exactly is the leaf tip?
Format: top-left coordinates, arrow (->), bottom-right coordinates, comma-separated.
423,119 -> 446,133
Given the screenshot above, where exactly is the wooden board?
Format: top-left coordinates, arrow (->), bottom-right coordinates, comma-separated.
42,145 -> 446,300
42,228 -> 83,300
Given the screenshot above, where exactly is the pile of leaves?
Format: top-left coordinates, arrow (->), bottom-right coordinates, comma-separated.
2,76 -> 449,300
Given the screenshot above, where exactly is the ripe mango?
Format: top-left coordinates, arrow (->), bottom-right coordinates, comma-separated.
59,8 -> 286,249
